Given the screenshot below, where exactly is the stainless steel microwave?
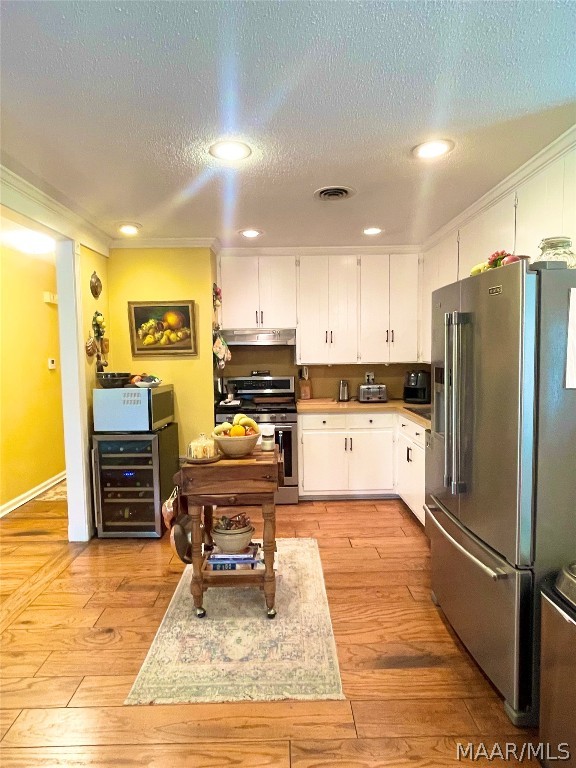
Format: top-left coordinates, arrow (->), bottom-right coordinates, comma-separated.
93,384 -> 174,432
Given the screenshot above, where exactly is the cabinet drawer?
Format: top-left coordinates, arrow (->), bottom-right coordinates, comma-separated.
301,414 -> 347,430
398,415 -> 426,447
346,413 -> 394,430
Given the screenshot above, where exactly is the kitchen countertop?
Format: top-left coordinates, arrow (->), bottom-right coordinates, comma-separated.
297,398 -> 431,428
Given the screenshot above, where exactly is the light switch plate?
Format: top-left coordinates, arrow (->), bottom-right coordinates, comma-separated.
48,358 -> 56,370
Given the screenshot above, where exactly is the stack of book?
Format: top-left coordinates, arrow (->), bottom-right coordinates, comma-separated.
206,543 -> 261,571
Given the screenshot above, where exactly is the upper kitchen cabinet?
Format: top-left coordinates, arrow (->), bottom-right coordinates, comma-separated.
457,193 -> 516,280
219,255 -> 297,329
515,150 -> 576,259
419,233 -> 458,363
359,253 -> 419,363
297,255 -> 358,364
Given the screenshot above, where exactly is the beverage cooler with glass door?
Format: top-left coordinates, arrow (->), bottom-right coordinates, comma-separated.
91,385 -> 179,537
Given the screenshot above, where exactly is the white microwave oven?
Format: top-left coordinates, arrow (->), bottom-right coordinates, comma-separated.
93,384 -> 174,432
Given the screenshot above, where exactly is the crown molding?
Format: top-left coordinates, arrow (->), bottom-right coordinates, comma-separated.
109,237 -> 219,250
0,165 -> 111,255
218,244 -> 420,258
424,124 -> 576,252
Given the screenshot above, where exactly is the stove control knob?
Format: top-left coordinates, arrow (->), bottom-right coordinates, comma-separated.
279,414 -> 286,421
269,415 -> 276,422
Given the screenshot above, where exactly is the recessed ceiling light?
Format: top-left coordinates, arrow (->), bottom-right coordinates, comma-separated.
363,227 -> 383,236
209,140 -> 252,161
118,223 -> 142,236
1,228 -> 55,254
412,139 -> 455,159
240,229 -> 262,238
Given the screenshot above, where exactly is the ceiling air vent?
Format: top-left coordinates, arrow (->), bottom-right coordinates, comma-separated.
314,186 -> 356,201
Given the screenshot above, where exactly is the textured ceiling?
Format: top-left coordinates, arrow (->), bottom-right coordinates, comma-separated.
1,1 -> 575,248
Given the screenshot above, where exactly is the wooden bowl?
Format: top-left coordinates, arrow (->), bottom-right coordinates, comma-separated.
213,433 -> 259,458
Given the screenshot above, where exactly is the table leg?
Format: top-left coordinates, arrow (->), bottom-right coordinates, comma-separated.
189,503 -> 206,617
203,505 -> 214,549
262,501 -> 277,617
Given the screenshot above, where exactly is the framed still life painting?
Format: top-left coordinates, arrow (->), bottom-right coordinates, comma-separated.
128,300 -> 197,356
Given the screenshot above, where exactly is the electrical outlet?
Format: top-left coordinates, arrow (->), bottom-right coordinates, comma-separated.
365,372 -> 375,384
48,358 -> 57,370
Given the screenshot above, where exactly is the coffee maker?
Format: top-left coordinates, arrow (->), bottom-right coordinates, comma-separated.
403,370 -> 431,404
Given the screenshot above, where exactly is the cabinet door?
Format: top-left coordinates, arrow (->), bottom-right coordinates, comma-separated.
395,431 -> 412,507
328,255 -> 358,363
258,256 -> 297,328
515,155 -> 565,260
458,194 -> 515,280
409,443 -> 425,524
347,429 -> 394,492
220,256 -> 260,328
389,253 -> 419,362
359,254 -> 390,363
301,430 -> 347,491
297,256 -> 330,364
419,246 -> 438,364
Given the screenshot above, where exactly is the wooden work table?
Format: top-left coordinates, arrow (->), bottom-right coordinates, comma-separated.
173,447 -> 281,618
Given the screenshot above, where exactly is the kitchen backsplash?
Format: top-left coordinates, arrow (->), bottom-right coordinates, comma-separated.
219,346 -> 430,401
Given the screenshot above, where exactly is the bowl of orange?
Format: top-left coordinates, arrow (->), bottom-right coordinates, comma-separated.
213,431 -> 259,457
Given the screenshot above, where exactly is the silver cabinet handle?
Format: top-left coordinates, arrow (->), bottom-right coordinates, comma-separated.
256,310 -> 259,326
344,437 -> 348,451
386,330 -> 389,343
408,446 -> 412,462
391,329 -> 394,343
349,437 -> 353,451
330,331 -> 333,344
425,505 -> 508,581
406,446 -> 410,462
260,310 -> 263,325
325,331 -> 328,343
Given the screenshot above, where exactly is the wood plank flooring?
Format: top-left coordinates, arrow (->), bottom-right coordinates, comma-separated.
0,496 -> 540,766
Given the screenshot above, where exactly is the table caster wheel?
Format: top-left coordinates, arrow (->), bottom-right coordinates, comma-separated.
196,608 -> 206,618
266,608 -> 277,619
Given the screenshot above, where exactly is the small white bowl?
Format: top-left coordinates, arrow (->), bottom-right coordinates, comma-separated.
134,378 -> 162,388
211,525 -> 255,553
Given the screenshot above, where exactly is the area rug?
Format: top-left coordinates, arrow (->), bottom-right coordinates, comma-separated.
125,538 -> 344,704
35,480 -> 67,501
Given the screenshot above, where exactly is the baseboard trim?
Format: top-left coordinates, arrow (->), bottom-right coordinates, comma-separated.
298,493 -> 399,501
0,471 -> 66,518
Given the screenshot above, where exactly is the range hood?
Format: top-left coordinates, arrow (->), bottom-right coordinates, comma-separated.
221,328 -> 296,346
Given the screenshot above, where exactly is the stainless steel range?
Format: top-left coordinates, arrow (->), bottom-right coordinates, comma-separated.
215,375 -> 298,504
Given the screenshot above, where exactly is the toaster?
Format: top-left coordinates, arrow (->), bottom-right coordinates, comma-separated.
358,384 -> 388,402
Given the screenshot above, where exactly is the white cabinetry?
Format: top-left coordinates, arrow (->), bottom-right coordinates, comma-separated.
359,253 -> 419,363
220,255 -> 297,329
457,193 -> 516,280
515,151 -> 576,260
395,416 -> 426,524
419,233 -> 458,364
299,413 -> 395,496
297,255 -> 358,364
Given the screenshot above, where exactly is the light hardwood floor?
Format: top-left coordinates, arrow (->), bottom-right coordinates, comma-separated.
0,496 -> 539,767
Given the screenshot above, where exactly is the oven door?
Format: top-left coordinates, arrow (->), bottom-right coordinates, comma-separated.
274,422 -> 297,487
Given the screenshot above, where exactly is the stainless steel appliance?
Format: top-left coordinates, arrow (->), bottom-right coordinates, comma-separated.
338,379 -> 349,401
92,422 -> 179,538
93,384 -> 174,432
425,260 -> 576,726
358,383 -> 388,402
220,328 -> 296,346
215,375 -> 298,504
403,370 -> 430,403
539,566 -> 576,766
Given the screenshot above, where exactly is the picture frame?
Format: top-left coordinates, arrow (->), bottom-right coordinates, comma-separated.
128,300 -> 197,357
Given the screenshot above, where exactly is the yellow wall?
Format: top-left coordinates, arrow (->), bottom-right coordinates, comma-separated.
0,242 -> 65,505
80,245 -> 109,429
107,247 -> 216,452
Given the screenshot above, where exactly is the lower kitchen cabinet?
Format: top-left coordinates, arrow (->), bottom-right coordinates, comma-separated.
395,417 -> 426,523
299,413 -> 395,496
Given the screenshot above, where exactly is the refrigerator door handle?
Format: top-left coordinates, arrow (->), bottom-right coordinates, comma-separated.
425,504 -> 508,581
451,311 -> 467,494
443,312 -> 452,488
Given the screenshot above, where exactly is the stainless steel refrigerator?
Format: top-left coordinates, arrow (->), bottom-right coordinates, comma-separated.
425,260 -> 576,726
